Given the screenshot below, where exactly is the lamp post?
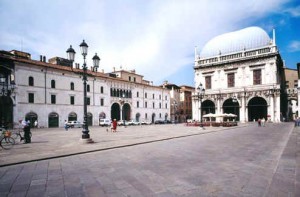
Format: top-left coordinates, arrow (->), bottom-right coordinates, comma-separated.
66,40 -> 100,143
171,100 -> 177,124
197,83 -> 205,127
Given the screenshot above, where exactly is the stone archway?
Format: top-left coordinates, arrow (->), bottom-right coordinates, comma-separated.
202,100 -> 216,115
68,112 -> 77,121
25,112 -> 38,128
87,112 -> 93,126
248,97 -> 267,121
223,99 -> 240,121
111,103 -> 120,120
48,112 -> 59,128
123,103 -> 131,121
152,113 -> 156,123
0,96 -> 13,128
135,113 -> 141,122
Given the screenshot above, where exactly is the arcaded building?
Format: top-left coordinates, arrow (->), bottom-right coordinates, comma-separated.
193,26 -> 287,123
0,49 -> 170,128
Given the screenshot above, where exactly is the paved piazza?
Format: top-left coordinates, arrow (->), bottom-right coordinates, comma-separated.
0,123 -> 299,196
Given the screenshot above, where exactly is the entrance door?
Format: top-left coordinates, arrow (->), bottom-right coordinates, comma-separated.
248,97 -> 267,121
48,112 -> 59,128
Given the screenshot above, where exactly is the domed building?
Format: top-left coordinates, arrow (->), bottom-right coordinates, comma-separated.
193,26 -> 287,123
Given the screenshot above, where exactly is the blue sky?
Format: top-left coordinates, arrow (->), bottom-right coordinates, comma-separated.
0,0 -> 299,87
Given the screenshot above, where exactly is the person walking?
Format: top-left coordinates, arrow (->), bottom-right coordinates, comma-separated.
261,118 -> 266,127
23,120 -> 31,143
64,120 -> 68,131
34,120 -> 38,128
111,119 -> 117,132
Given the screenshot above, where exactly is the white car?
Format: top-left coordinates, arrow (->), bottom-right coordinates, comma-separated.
128,120 -> 141,126
99,119 -> 111,127
67,121 -> 82,128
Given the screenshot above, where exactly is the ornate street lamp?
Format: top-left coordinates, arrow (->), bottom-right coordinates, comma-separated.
197,83 -> 205,128
66,40 -> 100,143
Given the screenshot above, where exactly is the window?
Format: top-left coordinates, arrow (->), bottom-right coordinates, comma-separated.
253,69 -> 261,85
205,76 -> 211,89
159,95 -> 161,100
100,86 -> 104,93
29,77 -> 34,86
153,94 -> 155,99
153,102 -> 155,108
70,96 -> 75,105
51,95 -> 56,104
28,93 -> 34,103
134,77 -> 136,82
87,97 -> 90,105
165,96 -> 168,100
165,103 -> 168,109
159,103 -> 161,109
145,101 -> 147,108
87,84 -> 90,92
159,113 -> 162,118
51,80 -> 55,88
145,93 -> 147,98
100,98 -> 104,106
129,76 -> 131,81
227,73 -> 235,87
145,113 -> 148,119
70,82 -> 74,90
137,92 -> 139,97
137,101 -> 139,108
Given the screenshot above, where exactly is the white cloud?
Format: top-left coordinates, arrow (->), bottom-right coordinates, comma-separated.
285,5 -> 300,17
0,0 -> 293,85
288,40 -> 300,52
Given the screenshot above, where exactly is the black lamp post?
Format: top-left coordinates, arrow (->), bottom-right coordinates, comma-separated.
197,83 -> 205,127
66,40 -> 100,142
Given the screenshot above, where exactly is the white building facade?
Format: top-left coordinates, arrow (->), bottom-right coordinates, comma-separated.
0,50 -> 170,128
192,27 -> 287,123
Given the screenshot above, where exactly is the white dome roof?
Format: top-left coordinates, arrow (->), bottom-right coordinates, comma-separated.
200,26 -> 272,58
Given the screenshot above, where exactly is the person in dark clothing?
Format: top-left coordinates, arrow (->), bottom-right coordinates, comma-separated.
23,121 -> 31,143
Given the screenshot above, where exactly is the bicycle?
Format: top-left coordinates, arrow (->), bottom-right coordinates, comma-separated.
11,128 -> 32,142
0,129 -> 15,150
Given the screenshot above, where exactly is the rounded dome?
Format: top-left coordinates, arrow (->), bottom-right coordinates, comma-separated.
200,26 -> 271,58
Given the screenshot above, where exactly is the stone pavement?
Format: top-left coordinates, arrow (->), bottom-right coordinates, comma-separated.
0,123 -> 243,167
0,122 -> 299,196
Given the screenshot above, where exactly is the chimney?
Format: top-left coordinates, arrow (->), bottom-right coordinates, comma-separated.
43,56 -> 46,62
102,69 -> 104,73
113,67 -> 115,72
40,55 -> 43,62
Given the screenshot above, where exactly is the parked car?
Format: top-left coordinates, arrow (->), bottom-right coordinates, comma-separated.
67,121 -> 82,128
141,120 -> 152,125
128,120 -> 141,126
117,120 -> 129,126
154,120 -> 164,124
99,119 -> 111,127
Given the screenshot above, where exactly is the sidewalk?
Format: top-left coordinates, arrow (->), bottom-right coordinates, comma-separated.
0,123 -> 247,167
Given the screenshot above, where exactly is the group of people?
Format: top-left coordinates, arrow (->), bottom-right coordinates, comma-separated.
257,118 -> 266,127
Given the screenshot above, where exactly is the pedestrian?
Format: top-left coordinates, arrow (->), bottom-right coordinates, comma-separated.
23,120 -> 31,143
64,120 -> 68,131
34,120 -> 38,128
261,118 -> 265,127
111,119 -> 117,132
258,118 -> 261,126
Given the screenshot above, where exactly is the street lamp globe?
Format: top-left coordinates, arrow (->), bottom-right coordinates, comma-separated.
92,53 -> 100,71
66,45 -> 76,62
79,40 -> 88,56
